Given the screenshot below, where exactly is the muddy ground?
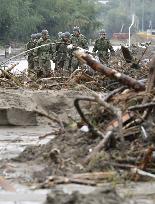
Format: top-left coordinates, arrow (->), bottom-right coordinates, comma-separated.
0,88 -> 154,204
45,188 -> 127,204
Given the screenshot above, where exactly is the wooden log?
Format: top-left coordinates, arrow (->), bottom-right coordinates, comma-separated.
74,49 -> 145,91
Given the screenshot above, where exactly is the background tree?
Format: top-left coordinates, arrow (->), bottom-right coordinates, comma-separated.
0,0 -> 154,43
97,0 -> 155,36
0,0 -> 102,42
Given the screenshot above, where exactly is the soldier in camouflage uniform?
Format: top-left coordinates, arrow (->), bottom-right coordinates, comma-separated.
53,32 -> 63,71
93,30 -> 115,64
70,26 -> 88,71
55,32 -> 71,72
34,29 -> 52,78
33,33 -> 42,77
26,34 -> 37,76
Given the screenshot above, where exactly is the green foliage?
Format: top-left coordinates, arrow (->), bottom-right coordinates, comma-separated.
0,0 -> 154,42
98,0 -> 155,36
0,0 -> 102,42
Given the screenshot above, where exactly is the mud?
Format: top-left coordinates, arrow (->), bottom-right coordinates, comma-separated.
15,129 -> 98,180
45,187 -> 127,204
0,88 -> 154,204
9,85 -> 155,183
0,88 -> 98,184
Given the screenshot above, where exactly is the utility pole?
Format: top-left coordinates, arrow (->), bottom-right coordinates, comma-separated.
142,0 -> 144,31
129,14 -> 135,49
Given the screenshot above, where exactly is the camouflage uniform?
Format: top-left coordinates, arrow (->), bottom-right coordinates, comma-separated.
55,32 -> 71,72
70,26 -> 88,71
33,33 -> 42,77
26,34 -> 36,76
34,30 -> 52,78
93,31 -> 114,64
52,32 -> 63,71
70,33 -> 88,49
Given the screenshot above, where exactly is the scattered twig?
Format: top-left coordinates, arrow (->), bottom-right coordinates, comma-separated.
0,67 -> 22,86
34,109 -> 63,128
129,102 -> 155,111
138,146 -> 155,170
103,86 -> 127,102
39,131 -> 55,139
131,168 -> 155,179
42,176 -> 97,187
83,130 -> 113,165
143,56 -> 155,103
0,78 -> 18,87
72,171 -> 117,181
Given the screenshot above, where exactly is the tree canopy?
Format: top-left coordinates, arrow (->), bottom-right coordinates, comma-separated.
99,0 -> 155,36
0,0 -> 154,42
0,0 -> 102,42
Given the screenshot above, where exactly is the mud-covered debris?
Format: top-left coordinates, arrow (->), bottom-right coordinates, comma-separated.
45,187 -> 128,204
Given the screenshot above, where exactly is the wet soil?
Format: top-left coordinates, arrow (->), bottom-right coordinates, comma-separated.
0,88 -> 155,203
45,187 -> 127,204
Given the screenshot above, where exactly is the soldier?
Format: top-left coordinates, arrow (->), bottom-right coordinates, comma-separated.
36,33 -> 42,41
70,26 -> 89,71
34,29 -> 52,78
93,30 -> 115,64
55,32 -> 71,72
70,26 -> 88,49
26,34 -> 36,76
33,33 -> 42,77
53,32 -> 63,71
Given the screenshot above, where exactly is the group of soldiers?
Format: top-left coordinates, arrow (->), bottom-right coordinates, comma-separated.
26,27 -> 115,78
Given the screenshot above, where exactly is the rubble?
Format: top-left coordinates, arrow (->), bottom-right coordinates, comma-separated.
0,44 -> 155,203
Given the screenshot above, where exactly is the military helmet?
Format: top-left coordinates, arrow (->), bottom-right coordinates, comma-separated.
36,33 -> 42,39
31,34 -> 36,39
73,26 -> 80,32
61,33 -> 65,38
64,31 -> 70,38
41,29 -> 48,35
58,32 -> 63,37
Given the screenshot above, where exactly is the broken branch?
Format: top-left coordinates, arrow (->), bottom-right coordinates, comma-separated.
74,49 -> 145,91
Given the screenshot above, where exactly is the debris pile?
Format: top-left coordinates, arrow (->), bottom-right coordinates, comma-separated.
0,44 -> 152,91
13,47 -> 155,189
